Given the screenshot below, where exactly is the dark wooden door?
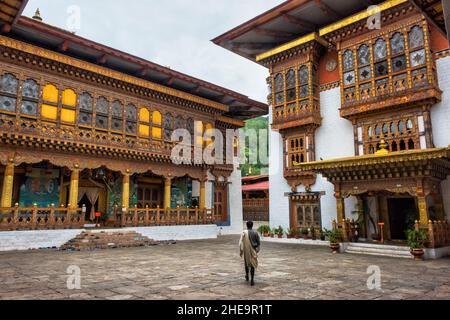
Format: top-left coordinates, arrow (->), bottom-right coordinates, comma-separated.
214,183 -> 228,222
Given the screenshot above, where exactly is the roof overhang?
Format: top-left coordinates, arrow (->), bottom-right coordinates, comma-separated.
0,0 -> 28,27
213,0 -> 448,65
0,14 -> 267,120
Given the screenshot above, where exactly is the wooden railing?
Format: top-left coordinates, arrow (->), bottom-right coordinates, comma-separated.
0,205 -> 84,231
116,207 -> 216,228
416,220 -> 450,248
243,198 -> 269,222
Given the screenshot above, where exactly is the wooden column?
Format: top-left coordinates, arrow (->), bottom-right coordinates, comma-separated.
68,166 -> 80,210
164,177 -> 172,209
335,193 -> 346,222
1,160 -> 15,208
122,171 -> 131,210
433,192 -> 445,221
200,180 -> 206,210
289,198 -> 298,230
378,195 -> 391,240
418,195 -> 429,226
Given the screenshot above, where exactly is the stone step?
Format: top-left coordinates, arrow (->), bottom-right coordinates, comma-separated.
347,242 -> 410,251
345,244 -> 412,259
60,230 -> 165,251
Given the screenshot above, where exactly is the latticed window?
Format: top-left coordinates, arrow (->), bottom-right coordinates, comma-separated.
152,111 -> 162,139
298,65 -> 309,99
358,44 -> 371,82
111,100 -> 123,132
139,107 -> 151,137
285,69 -> 296,103
187,117 -> 194,144
78,92 -> 93,126
95,96 -> 109,129
0,73 -> 18,114
61,89 -> 77,124
125,103 -> 137,134
364,117 -> 418,154
41,84 -> 58,120
163,112 -> 173,141
274,73 -> 284,105
21,79 -> 39,117
287,135 -> 307,168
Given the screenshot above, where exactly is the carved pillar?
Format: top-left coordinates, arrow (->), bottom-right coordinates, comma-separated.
335,193 -> 346,222
378,196 -> 391,241
290,198 -> 298,230
418,195 -> 429,226
122,170 -> 131,210
68,166 -> 80,210
422,108 -> 434,149
164,177 -> 172,209
1,160 -> 15,208
433,192 -> 445,221
200,180 -> 206,210
356,196 -> 367,238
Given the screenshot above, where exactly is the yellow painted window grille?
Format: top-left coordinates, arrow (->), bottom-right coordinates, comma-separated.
42,84 -> 58,103
41,104 -> 57,120
152,111 -> 162,139
139,108 -> 151,137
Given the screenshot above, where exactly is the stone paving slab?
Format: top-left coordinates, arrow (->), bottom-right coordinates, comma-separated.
0,235 -> 449,300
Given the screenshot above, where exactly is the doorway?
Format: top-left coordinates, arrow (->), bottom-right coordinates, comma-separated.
214,184 -> 228,222
387,197 -> 419,240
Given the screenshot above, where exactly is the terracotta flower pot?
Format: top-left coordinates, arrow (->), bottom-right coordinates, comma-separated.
294,235 -> 299,239
287,235 -> 292,239
263,233 -> 269,237
270,234 -> 274,238
410,248 -> 425,261
330,243 -> 340,254
277,234 -> 283,239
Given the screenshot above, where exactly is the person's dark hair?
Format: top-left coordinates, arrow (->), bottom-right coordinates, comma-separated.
246,221 -> 254,230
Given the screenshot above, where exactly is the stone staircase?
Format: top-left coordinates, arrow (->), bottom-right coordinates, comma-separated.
60,230 -> 166,251
345,242 -> 413,259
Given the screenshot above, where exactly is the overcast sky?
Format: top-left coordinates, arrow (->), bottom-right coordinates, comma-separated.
23,0 -> 285,103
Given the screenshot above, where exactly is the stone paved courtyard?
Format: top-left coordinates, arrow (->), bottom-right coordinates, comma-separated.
0,235 -> 449,300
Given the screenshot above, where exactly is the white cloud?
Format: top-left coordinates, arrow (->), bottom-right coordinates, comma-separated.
23,0 -> 285,103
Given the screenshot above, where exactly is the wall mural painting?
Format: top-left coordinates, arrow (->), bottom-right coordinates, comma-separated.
19,168 -> 60,207
171,177 -> 193,208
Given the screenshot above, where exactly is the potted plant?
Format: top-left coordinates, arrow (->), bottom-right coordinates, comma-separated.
325,228 -> 342,253
406,229 -> 428,261
287,228 -> 297,239
300,228 -> 309,239
257,225 -> 271,237
319,229 -> 326,241
274,226 -> 284,239
310,226 -> 317,240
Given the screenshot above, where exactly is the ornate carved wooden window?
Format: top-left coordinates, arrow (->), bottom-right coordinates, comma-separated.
364,116 -> 419,154
163,112 -> 173,141
152,110 -> 162,139
111,100 -> 123,132
287,135 -> 307,168
273,73 -> 284,118
290,193 -> 322,230
204,122 -> 213,146
41,84 -> 59,121
139,107 -> 151,137
125,103 -> 137,134
21,79 -> 39,117
95,96 -> 109,130
78,92 -> 93,126
187,117 -> 194,144
0,73 -> 18,114
340,21 -> 433,107
61,89 -> 77,124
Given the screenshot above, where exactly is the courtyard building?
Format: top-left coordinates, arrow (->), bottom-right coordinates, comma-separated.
0,1 -> 266,240
215,0 -> 450,254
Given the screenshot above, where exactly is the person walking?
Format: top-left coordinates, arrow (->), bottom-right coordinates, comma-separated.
239,221 -> 260,286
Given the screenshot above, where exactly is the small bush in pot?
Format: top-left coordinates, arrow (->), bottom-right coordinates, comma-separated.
300,228 -> 309,239
406,229 -> 428,261
287,228 -> 297,239
324,228 -> 342,253
274,226 -> 285,239
257,225 -> 271,237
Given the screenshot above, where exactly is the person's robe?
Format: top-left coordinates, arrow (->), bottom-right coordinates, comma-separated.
239,229 -> 260,269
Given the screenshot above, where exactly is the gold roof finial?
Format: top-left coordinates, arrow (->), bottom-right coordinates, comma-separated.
375,135 -> 389,156
32,8 -> 43,21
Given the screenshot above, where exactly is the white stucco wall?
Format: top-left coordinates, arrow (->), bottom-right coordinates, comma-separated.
432,56 -> 450,220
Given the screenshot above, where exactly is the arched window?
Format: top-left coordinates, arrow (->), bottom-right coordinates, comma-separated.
400,140 -> 406,151
375,125 -> 381,136
163,112 -> 173,141
274,73 -> 284,105
78,92 -> 93,126
111,100 -> 123,131
374,38 -> 388,77
139,108 -> 151,137
152,111 -> 162,139
95,97 -> 109,129
390,32 -> 406,73
21,79 -> 39,116
291,140 -> 295,149
343,50 -> 355,71
390,122 -> 396,135
408,139 -> 415,150
358,44 -> 371,81
392,141 -> 398,152
0,73 -> 18,113
398,120 -> 404,134
369,145 -> 375,154
195,121 -> 203,147
298,65 -> 309,98
382,123 -> 388,135
125,103 -> 137,134
286,69 -> 296,102
368,127 -> 373,137
409,26 -> 424,50
41,84 -> 59,120
187,118 -> 194,143
300,154 -> 305,163
406,119 -> 413,130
